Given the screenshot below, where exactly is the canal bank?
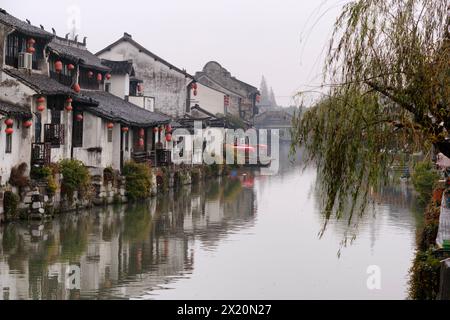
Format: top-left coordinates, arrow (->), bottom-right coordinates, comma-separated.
0,147 -> 422,300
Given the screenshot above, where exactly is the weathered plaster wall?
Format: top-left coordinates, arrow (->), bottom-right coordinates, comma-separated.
97,41 -> 190,118
190,83 -> 226,116
106,74 -> 129,99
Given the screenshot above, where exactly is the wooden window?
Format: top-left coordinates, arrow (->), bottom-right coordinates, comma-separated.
72,114 -> 83,148
44,124 -> 65,148
5,133 -> 12,154
107,129 -> 113,143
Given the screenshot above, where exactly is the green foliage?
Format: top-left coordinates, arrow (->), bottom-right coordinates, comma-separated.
411,161 -> 440,205
123,203 -> 152,242
30,166 -> 52,180
409,249 -> 441,300
103,166 -> 115,184
3,191 -> 19,220
122,161 -> 153,201
59,159 -> 91,201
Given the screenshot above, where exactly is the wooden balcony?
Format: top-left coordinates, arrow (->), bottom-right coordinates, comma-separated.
31,143 -> 51,166
44,124 -> 65,148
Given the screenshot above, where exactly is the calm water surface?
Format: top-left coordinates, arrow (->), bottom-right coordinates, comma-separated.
0,146 -> 421,300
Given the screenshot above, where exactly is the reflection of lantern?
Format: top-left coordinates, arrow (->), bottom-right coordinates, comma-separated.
107,122 -> 114,129
165,133 -> 172,142
105,73 -> 111,80
76,114 -> 83,121
138,138 -> 145,147
5,128 -> 13,135
68,64 -> 75,71
37,105 -> 45,112
73,83 -> 81,93
4,119 -> 13,126
23,120 -> 33,128
122,127 -> 129,133
88,71 -> 94,78
97,73 -> 102,82
139,128 -> 145,137
55,61 -> 63,73
165,124 -> 172,133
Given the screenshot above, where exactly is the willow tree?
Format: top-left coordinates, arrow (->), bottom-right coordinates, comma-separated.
292,0 -> 449,235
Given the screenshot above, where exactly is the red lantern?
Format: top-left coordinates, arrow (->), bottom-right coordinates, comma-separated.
23,120 -> 32,128
37,105 -> 45,112
256,94 -> 261,103
66,97 -> 73,103
193,89 -> 198,96
139,128 -> 145,137
54,61 -> 63,73
26,47 -> 36,54
107,122 -> 114,129
153,127 -> 158,133
165,133 -> 172,142
73,83 -> 81,93
5,128 -> 13,135
122,127 -> 129,133
165,124 -> 172,133
36,96 -> 45,104
27,38 -> 36,45
88,71 -> 94,78
138,83 -> 144,92
192,82 -> 198,90
97,73 -> 103,82
76,114 -> 83,121
105,73 -> 111,80
4,119 -> 13,126
68,64 -> 75,71
138,138 -> 145,147
65,105 -> 73,112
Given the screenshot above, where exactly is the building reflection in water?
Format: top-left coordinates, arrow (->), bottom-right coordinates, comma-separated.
0,175 -> 257,300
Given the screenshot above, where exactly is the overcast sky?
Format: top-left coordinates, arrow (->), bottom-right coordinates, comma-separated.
2,0 -> 350,106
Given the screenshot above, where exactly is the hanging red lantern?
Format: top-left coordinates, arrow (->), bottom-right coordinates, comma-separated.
153,127 -> 158,133
192,82 -> 198,90
76,114 -> 83,121
68,64 -> 75,71
26,47 -> 36,54
138,138 -> 145,147
122,127 -> 129,133
65,105 -> 73,112
37,105 -> 45,112
4,119 -> 13,126
36,96 -> 45,104
139,128 -> 145,137
66,97 -> 73,104
54,61 -> 63,73
5,128 -> 13,135
193,89 -> 198,96
138,83 -> 144,92
27,38 -> 36,46
23,120 -> 33,128
165,133 -> 172,142
105,73 -> 111,80
256,94 -> 261,103
88,71 -> 94,78
165,124 -> 172,133
97,73 -> 103,82
73,83 -> 81,93
107,122 -> 114,129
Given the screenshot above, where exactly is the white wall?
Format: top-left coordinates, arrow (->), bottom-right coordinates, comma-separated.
190,83 -> 225,116
106,74 -> 129,99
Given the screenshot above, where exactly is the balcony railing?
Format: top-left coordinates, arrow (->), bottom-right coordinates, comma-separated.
31,143 -> 51,166
44,124 -> 65,148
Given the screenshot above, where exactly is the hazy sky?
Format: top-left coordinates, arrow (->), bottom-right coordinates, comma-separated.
2,0 -> 349,106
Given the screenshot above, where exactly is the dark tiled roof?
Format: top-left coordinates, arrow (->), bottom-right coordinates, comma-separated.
48,38 -> 111,72
81,91 -> 171,127
0,100 -> 31,118
0,9 -> 53,39
3,68 -> 74,95
101,59 -> 134,75
96,33 -> 194,79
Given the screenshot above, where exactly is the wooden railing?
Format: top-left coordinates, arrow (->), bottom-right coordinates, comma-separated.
31,143 -> 51,166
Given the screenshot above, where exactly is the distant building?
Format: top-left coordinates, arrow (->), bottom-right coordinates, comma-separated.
254,109 -> 293,142
195,61 -> 260,122
96,33 -> 194,118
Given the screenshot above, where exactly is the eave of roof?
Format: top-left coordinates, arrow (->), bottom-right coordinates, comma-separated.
101,59 -> 134,75
0,99 -> 32,118
96,35 -> 194,79
0,9 -> 53,40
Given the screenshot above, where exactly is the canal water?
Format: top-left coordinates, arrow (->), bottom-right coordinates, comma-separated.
0,145 -> 422,300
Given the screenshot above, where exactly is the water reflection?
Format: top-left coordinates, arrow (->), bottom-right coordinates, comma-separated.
0,177 -> 256,300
